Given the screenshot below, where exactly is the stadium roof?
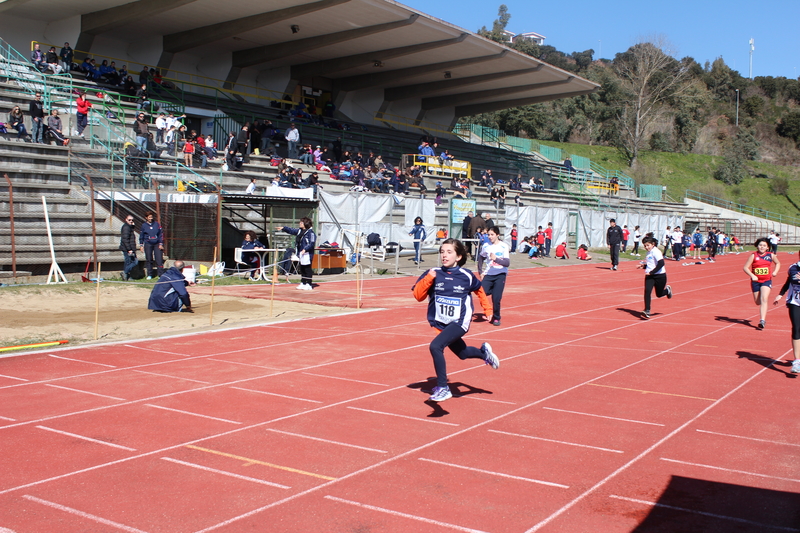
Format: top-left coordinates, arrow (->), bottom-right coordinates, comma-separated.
2,0 -> 598,120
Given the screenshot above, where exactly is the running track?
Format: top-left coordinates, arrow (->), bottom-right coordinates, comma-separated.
1,254 -> 799,532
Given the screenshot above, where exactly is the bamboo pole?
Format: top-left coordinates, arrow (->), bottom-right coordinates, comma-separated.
269,249 -> 277,317
209,247 -> 217,326
355,233 -> 362,309
93,262 -> 101,340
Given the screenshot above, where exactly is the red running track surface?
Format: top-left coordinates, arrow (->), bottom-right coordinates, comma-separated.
1,253 -> 799,532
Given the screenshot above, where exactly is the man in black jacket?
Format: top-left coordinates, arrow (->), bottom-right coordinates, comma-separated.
133,112 -> 149,152
120,215 -> 138,281
607,218 -> 624,270
29,91 -> 44,144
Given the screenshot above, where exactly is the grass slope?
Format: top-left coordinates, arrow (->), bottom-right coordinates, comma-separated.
542,141 -> 800,219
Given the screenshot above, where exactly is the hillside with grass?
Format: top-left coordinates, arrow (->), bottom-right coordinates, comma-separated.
543,141 -> 800,218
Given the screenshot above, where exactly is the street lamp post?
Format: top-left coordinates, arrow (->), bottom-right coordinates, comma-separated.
735,89 -> 739,126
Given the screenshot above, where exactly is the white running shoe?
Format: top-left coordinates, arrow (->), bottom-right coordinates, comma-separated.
296,283 -> 305,290
482,342 -> 500,369
791,360 -> 800,373
429,386 -> 452,402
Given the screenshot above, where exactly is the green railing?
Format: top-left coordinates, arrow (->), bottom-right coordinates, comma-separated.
685,190 -> 800,227
589,161 -> 635,190
0,36 -> 74,111
638,184 -> 663,201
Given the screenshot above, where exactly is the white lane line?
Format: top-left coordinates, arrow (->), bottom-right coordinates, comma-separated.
36,426 -> 136,451
47,354 -> 116,368
229,386 -> 322,404
302,372 -> 388,387
660,458 -> 800,484
0,373 -> 28,381
145,404 -> 241,425
696,429 -> 800,448
210,359 -> 281,370
44,384 -> 126,401
488,429 -> 624,454
542,407 -> 664,427
132,370 -> 211,384
160,457 -> 289,489
22,495 -> 148,533
0,415 -> 16,421
455,395 -> 516,405
124,344 -> 189,357
324,496 -> 490,533
524,353 -> 786,533
609,495 -> 800,532
265,429 -> 387,453
347,406 -> 458,426
418,457 -> 569,488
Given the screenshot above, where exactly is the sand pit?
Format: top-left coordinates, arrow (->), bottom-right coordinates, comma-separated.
0,282 -> 350,349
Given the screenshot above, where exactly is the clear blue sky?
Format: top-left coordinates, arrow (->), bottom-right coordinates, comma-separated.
402,0 -> 800,79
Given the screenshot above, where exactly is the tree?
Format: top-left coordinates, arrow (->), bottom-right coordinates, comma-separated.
478,5 -> 511,44
777,110 -> 800,144
608,37 -> 692,166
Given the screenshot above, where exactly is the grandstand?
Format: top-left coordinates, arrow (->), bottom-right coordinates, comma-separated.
0,0 -> 795,278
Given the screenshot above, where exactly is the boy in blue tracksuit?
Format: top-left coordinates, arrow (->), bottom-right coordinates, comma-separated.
139,211 -> 164,279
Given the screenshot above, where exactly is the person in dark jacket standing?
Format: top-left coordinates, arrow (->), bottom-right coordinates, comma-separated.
29,91 -> 44,144
139,211 -> 164,279
59,42 -> 73,73
119,215 -> 138,281
281,217 -> 316,290
607,218 -> 624,270
133,112 -> 149,152
148,260 -> 193,312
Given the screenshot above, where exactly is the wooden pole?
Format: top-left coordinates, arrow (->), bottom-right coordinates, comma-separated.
93,262 -> 101,340
355,233 -> 362,309
209,246 -> 217,326
269,249 -> 276,317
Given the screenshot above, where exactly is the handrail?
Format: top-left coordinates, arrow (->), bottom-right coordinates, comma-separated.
0,37 -> 74,111
685,189 -> 800,227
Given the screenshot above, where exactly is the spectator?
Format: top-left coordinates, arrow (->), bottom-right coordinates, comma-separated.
119,215 -> 138,281
204,134 -> 217,159
563,158 -> 575,173
122,75 -> 137,97
225,131 -> 240,172
280,217 -> 316,290
7,105 -> 28,140
117,64 -> 128,83
260,119 -> 275,154
136,84 -> 151,111
98,60 -> 117,83
249,119 -> 262,155
139,211 -> 164,279
28,91 -> 44,144
241,231 -> 266,280
236,124 -> 249,164
418,141 -> 435,157
30,43 -> 45,71
299,144 -> 314,165
133,112 -> 149,152
45,47 -> 62,74
245,178 -> 257,195
47,109 -> 69,146
75,92 -> 91,137
285,123 -> 300,158
154,112 -> 166,144
332,136 -> 342,162
139,65 -> 149,86
59,42 -> 73,73
148,260 -> 193,313
182,136 -> 195,168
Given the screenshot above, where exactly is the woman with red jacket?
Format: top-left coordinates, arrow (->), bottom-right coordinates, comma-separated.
75,93 -> 92,137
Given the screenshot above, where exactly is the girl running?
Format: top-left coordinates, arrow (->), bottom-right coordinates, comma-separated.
743,238 -> 780,329
773,252 -> 800,374
638,236 -> 673,319
479,226 -> 510,326
412,238 -> 499,402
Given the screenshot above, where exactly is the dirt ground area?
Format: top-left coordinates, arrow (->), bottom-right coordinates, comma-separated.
0,282 -> 350,349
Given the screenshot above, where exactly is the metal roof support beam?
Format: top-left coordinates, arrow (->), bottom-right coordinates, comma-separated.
157,0 -> 352,73
232,14 -> 419,69
384,66 -> 541,101
422,77 -> 575,110
290,33 -> 468,80
76,0 -> 197,52
335,51 -> 508,93
454,89 -> 596,117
